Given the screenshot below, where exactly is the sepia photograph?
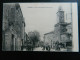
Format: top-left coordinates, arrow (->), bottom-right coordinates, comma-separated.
2,3 -> 79,52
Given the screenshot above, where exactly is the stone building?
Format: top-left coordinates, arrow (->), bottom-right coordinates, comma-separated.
23,32 -> 28,48
44,7 -> 72,50
2,3 -> 25,51
66,23 -> 72,46
44,31 -> 55,48
53,7 -> 72,48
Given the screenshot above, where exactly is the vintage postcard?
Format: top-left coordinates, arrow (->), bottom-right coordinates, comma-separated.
2,2 -> 79,52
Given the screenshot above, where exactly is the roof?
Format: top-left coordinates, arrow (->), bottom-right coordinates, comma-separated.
44,31 -> 54,35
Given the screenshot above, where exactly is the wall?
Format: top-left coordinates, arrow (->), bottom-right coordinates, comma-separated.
2,3 -> 25,51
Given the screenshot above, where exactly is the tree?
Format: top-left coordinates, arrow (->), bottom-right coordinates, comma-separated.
28,30 -> 40,47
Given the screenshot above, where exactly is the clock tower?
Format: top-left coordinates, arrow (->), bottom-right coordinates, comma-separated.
56,6 -> 64,23
54,6 -> 68,43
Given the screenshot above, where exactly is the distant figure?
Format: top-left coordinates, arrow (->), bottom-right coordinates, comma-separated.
48,45 -> 50,51
46,45 -> 50,51
46,46 -> 48,51
42,45 -> 45,50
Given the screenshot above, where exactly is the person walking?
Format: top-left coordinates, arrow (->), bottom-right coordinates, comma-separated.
42,45 -> 45,51
47,45 -> 50,51
46,46 -> 48,51
48,45 -> 50,51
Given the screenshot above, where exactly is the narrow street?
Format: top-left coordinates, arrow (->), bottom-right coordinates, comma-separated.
23,48 -> 27,51
33,47 -> 57,51
33,47 -> 43,51
23,47 -> 68,52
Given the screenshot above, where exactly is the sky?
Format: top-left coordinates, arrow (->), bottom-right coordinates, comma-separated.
19,3 -> 77,41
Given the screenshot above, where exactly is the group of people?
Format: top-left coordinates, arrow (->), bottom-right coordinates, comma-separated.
42,45 -> 51,51
42,42 -> 61,51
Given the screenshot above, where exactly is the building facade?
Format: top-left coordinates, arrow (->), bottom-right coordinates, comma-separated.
2,3 -> 25,51
54,7 -> 72,48
44,7 -> 72,50
44,32 -> 55,48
